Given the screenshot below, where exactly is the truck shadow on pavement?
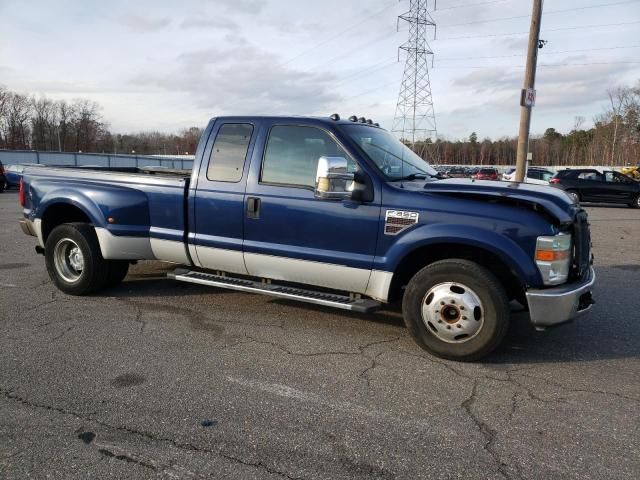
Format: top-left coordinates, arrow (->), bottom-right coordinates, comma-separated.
489,264 -> 640,364
109,265 -> 639,365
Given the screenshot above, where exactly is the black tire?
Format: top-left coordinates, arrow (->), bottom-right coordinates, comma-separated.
629,194 -> 640,209
0,181 -> 5,193
104,260 -> 129,288
402,259 -> 510,362
45,223 -> 110,295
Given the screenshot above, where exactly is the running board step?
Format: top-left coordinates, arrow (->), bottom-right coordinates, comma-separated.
168,269 -> 381,313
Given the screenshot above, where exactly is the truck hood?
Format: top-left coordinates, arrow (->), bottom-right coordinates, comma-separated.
420,179 -> 576,224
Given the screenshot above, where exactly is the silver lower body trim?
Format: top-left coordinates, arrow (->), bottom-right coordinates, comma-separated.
366,270 -> 393,302
150,238 -> 189,264
20,218 -> 44,247
95,228 -> 154,260
244,252 -> 371,295
526,267 -> 595,327
195,245 -> 248,275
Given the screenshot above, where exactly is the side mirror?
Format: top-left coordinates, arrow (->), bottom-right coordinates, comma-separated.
315,156 -> 355,200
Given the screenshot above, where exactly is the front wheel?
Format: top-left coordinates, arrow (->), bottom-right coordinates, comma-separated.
402,259 -> 510,361
629,194 -> 640,209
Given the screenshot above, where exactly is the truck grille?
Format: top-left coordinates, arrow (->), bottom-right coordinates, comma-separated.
570,210 -> 591,281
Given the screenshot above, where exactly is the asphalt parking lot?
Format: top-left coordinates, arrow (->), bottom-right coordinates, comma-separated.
1,189 -> 638,480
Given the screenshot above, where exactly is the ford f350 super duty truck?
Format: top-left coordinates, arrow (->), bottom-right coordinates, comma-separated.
18,115 -> 595,360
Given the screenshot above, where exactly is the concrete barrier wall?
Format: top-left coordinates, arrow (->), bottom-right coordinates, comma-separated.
436,165 -> 627,173
0,150 -> 624,174
0,150 -> 193,170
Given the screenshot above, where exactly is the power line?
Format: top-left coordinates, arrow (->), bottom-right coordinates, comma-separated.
305,29 -> 399,71
333,58 -> 399,86
341,80 -> 399,102
438,20 -> 640,40
330,44 -> 640,88
429,60 -> 640,69
540,60 -> 640,66
435,44 -> 640,61
437,0 -> 510,11
280,1 -> 398,67
441,1 -> 640,28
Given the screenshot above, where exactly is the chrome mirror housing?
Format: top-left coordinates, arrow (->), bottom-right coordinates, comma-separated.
315,156 -> 355,200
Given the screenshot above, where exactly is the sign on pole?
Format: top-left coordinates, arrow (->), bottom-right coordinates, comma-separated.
521,88 -> 536,107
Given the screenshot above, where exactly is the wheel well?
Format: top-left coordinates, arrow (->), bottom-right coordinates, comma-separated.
388,243 -> 525,304
41,203 -> 92,243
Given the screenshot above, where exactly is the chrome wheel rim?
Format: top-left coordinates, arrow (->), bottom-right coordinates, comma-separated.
568,192 -> 579,203
53,238 -> 84,283
421,282 -> 485,343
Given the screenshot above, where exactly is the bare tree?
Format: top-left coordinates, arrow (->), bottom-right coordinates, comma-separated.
5,93 -> 33,149
31,96 -> 57,150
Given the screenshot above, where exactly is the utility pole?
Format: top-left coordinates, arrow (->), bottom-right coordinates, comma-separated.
515,0 -> 543,182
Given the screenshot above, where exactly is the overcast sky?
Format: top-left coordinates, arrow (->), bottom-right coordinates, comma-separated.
1,0 -> 639,139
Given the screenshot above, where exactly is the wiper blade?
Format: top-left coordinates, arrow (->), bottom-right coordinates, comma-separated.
391,173 -> 429,181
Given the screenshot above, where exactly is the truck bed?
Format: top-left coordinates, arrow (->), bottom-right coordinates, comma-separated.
22,165 -> 192,264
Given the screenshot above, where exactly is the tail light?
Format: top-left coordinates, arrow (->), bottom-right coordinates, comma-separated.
19,178 -> 25,206
549,178 -> 560,184
0,164 -> 4,174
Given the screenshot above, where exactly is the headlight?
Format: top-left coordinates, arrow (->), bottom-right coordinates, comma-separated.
535,233 -> 572,285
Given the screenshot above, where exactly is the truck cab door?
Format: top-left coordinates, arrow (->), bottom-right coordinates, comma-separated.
242,124 -> 381,294
190,122 -> 256,274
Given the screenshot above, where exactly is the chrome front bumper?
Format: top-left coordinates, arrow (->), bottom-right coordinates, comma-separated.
526,267 -> 596,327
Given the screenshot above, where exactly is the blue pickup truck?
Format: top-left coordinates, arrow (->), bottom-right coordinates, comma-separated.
18,115 -> 595,360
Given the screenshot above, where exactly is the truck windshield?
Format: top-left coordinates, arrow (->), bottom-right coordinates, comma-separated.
340,124 -> 437,181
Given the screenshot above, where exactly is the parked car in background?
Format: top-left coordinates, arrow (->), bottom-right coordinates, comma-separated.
467,167 -> 480,177
550,168 -> 640,208
446,166 -> 467,178
474,167 -> 499,181
0,161 -> 6,193
502,168 -> 515,181
503,167 -> 554,185
3,164 -> 29,189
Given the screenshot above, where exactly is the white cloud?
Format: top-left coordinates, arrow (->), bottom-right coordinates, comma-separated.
1,0 -> 638,137
117,14 -> 171,32
131,39 -> 341,114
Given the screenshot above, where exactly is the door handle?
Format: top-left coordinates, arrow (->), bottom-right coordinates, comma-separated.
247,197 -> 261,219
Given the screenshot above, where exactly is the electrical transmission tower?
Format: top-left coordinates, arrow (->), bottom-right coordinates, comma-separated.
392,0 -> 437,149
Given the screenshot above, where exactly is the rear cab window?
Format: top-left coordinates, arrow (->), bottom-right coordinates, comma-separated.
206,123 -> 254,182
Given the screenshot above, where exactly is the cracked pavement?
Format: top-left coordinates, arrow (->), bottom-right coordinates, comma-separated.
1,191 -> 639,479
